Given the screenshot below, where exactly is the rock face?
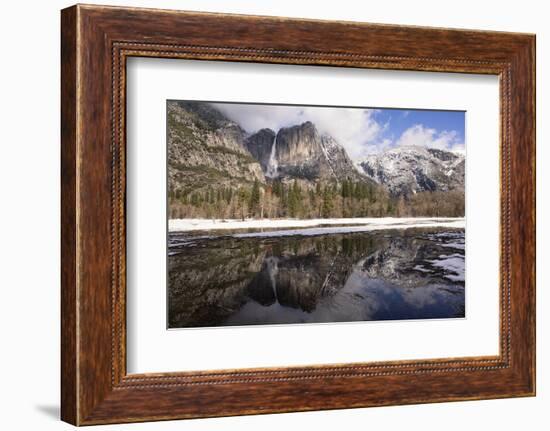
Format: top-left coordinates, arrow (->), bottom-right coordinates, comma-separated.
167,101 -> 265,196
168,102 -> 373,194
273,121 -> 365,183
358,146 -> 465,196
244,128 -> 276,172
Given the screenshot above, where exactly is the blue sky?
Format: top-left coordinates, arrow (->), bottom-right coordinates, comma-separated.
211,102 -> 466,161
373,109 -> 465,148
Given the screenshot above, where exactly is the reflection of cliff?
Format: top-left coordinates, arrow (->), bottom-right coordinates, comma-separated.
168,241 -> 265,327
361,233 -> 460,287
168,229 -> 465,328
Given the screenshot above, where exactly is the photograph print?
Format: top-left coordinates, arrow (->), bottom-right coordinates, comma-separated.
167,100 -> 466,329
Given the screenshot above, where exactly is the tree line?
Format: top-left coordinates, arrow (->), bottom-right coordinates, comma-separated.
168,179 -> 464,219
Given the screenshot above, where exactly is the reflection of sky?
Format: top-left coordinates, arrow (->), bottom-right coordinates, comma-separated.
210,102 -> 465,160
225,276 -> 464,326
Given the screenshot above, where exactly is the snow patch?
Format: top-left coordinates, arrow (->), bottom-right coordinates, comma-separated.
429,254 -> 465,282
319,135 -> 337,178
169,217 -> 465,233
231,220 -> 465,239
413,265 -> 431,273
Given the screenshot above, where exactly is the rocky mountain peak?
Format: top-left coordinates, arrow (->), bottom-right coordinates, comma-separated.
427,147 -> 464,162
173,100 -> 237,131
256,121 -> 366,184
275,121 -> 321,166
359,145 -> 465,196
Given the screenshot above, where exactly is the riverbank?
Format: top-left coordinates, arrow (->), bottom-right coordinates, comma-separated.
168,217 -> 465,232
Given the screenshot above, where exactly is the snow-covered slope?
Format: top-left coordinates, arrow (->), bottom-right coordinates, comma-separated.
358,146 -> 465,196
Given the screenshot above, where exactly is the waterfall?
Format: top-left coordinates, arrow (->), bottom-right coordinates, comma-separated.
266,135 -> 278,178
266,257 -> 279,302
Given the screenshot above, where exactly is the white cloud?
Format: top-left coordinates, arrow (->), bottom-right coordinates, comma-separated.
363,138 -> 393,156
212,103 -> 387,161
396,124 -> 464,153
297,107 -> 386,160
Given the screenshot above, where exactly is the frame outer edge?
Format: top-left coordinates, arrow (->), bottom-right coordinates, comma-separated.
61,4 -> 80,426
531,34 -> 536,396
523,34 -> 536,395
61,4 -> 536,424
526,35 -> 536,395
506,35 -> 536,396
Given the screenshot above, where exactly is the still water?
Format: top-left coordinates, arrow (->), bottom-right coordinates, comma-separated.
168,227 -> 465,328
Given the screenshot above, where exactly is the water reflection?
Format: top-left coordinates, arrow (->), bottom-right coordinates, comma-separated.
168,228 -> 465,328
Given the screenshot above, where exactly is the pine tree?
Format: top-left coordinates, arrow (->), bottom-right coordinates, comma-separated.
288,179 -> 303,218
315,181 -> 322,197
322,186 -> 333,218
288,183 -> 297,217
396,194 -> 406,217
250,179 -> 261,216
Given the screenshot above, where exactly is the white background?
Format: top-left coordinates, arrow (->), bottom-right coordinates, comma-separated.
127,59 -> 499,373
0,0 -> 547,430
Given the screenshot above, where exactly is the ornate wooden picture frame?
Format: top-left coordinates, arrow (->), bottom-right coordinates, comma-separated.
61,4 -> 535,425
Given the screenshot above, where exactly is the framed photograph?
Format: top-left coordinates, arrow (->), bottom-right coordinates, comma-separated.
61,4 -> 536,425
